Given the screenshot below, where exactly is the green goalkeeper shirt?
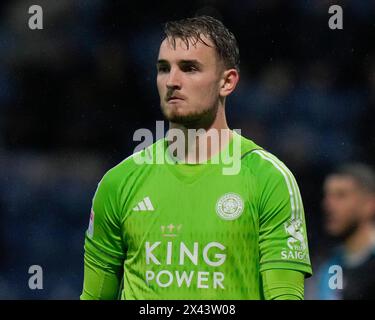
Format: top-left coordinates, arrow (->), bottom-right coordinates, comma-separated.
81,131 -> 312,299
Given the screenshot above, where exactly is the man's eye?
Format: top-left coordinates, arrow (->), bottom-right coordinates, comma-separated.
157,66 -> 169,73
182,65 -> 198,72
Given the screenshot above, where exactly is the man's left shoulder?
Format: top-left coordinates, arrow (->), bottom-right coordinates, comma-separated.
240,142 -> 289,174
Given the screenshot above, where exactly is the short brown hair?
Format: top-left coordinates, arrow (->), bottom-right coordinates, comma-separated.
331,163 -> 375,193
164,15 -> 240,71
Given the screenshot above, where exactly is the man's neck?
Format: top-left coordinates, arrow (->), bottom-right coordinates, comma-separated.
167,107 -> 232,163
344,224 -> 375,260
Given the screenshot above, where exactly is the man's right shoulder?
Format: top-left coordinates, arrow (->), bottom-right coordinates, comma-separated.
98,139 -> 163,188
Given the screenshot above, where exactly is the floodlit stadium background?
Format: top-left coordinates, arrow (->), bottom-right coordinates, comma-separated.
0,0 -> 374,299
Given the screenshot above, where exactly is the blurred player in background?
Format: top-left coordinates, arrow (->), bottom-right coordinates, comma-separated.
314,163 -> 375,299
80,16 -> 312,300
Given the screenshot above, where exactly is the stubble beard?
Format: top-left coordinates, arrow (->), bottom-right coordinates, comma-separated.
161,100 -> 219,130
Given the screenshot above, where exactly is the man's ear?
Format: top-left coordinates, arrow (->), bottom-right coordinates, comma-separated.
219,69 -> 240,97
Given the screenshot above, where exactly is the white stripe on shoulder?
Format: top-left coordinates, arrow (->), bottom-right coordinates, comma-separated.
262,151 -> 303,220
252,150 -> 299,220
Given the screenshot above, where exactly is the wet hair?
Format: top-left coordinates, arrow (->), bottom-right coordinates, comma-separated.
164,15 -> 240,71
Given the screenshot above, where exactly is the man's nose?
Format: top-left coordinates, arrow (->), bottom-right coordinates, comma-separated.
166,68 -> 182,90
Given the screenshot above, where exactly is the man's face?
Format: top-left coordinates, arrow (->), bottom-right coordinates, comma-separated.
322,175 -> 366,238
156,36 -> 223,127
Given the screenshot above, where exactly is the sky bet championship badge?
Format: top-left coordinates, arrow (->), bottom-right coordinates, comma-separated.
87,209 -> 95,239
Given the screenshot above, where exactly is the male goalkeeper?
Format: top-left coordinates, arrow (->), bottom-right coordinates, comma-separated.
80,16 -> 312,300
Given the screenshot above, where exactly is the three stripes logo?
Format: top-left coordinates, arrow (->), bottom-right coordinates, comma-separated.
133,196 -> 154,212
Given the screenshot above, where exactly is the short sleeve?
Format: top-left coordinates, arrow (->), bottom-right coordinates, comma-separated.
253,150 -> 312,277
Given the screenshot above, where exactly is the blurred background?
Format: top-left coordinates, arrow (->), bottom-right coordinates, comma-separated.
0,0 -> 374,299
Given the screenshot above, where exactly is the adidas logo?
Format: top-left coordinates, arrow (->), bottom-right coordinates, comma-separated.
133,196 -> 154,212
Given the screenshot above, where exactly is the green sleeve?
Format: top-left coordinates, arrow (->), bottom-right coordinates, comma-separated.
80,250 -> 123,300
261,269 -> 304,300
253,150 -> 312,276
81,171 -> 125,300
